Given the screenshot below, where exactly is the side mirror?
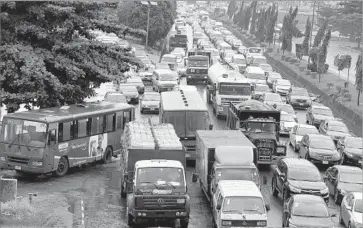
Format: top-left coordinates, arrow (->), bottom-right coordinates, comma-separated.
48,129 -> 57,145
216,203 -> 221,210
262,176 -> 268,185
331,214 -> 337,217
265,204 -> 271,211
192,173 -> 198,183
209,124 -> 213,130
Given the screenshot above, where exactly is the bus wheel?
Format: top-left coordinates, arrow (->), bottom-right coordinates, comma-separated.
102,147 -> 113,164
54,156 -> 69,177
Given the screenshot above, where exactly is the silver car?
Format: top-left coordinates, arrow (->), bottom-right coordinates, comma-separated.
340,192 -> 362,228
118,85 -> 139,104
140,92 -> 160,114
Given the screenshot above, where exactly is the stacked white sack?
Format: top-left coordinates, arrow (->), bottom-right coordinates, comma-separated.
124,121 -> 155,149
152,124 -> 183,150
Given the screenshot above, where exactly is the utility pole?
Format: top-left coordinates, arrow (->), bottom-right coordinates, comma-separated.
141,1 -> 158,49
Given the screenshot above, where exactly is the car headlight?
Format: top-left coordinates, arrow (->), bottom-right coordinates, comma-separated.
222,220 -> 232,226
289,185 -> 301,193
256,221 -> 267,226
32,161 -> 43,166
320,187 -> 329,195
345,152 -> 354,158
177,198 -> 186,204
339,189 -> 347,195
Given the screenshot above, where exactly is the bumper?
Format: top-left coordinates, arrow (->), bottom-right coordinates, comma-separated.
1,162 -> 47,174
343,153 -> 363,166
257,155 -> 285,164
276,90 -> 289,96
308,157 -> 340,165
289,191 -> 329,204
158,87 -> 175,92
132,209 -> 189,219
290,102 -> 311,109
280,128 -> 292,135
127,97 -> 139,104
141,107 -> 159,113
186,75 -> 208,82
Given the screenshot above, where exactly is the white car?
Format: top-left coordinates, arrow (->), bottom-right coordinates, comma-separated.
340,192 -> 362,228
289,124 -> 319,152
273,79 -> 292,95
280,111 -> 298,136
140,92 -> 160,114
118,85 -> 139,104
172,47 -> 186,57
261,92 -> 284,106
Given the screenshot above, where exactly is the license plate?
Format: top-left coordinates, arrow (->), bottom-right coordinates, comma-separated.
217,107 -> 223,112
322,161 -> 328,164
300,103 -> 304,106
14,166 -> 21,170
150,108 -> 155,111
359,161 -> 362,164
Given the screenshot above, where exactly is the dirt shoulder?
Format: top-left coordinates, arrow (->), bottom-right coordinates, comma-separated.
216,18 -> 362,136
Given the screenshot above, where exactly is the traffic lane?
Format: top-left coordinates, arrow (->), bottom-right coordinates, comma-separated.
192,82 -> 343,227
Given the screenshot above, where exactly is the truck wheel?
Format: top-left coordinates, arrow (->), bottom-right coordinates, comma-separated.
53,156 -> 69,177
102,147 -> 113,164
180,218 -> 189,228
272,177 -> 279,197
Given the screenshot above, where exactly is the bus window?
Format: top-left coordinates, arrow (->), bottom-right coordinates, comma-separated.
77,119 -> 88,138
70,121 -> 78,140
99,116 -> 105,133
116,112 -> 123,129
123,111 -> 131,127
87,118 -> 92,136
59,122 -> 71,142
106,114 -> 116,132
91,117 -> 98,135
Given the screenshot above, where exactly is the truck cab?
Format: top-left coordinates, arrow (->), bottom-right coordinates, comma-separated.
127,160 -> 190,227
211,180 -> 269,228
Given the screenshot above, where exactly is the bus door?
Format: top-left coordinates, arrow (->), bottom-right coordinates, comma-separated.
47,122 -> 58,170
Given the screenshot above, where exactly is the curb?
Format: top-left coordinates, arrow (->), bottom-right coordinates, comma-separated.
225,25 -> 362,137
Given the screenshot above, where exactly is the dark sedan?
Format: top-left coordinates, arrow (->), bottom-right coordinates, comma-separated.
324,165 -> 362,205
319,119 -> 352,144
286,87 -> 312,109
338,136 -> 363,166
306,104 -> 335,128
282,194 -> 336,228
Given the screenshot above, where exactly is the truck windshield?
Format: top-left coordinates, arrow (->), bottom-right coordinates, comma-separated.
234,58 -> 246,65
248,73 -> 265,80
216,168 -> 259,183
136,167 -> 185,187
223,196 -> 265,214
219,83 -> 251,96
0,118 -> 47,148
245,121 -> 276,133
188,59 -> 209,67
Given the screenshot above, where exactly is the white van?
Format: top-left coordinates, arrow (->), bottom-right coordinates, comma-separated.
211,180 -> 269,228
245,66 -> 267,85
251,55 -> 267,66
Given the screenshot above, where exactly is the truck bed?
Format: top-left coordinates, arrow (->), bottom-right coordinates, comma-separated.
196,130 -> 254,148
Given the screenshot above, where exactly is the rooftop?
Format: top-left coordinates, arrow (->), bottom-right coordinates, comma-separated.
160,90 -> 208,111
219,180 -> 262,198
292,194 -> 326,203
135,160 -> 184,169
335,165 -> 363,173
197,130 -> 254,148
283,158 -> 316,168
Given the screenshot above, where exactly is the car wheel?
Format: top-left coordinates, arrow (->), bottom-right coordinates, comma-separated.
334,190 -> 341,205
272,177 -> 279,197
140,109 -> 144,114
305,153 -> 310,161
348,222 -> 352,228
53,156 -> 69,177
339,209 -> 344,225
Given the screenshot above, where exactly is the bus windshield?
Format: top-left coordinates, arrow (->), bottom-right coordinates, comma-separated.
188,59 -> 209,67
0,118 -> 47,148
219,83 -> 251,96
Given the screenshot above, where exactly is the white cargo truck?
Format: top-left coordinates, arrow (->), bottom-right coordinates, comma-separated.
120,121 -> 190,227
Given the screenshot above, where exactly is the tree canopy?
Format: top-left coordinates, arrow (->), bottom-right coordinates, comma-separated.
1,2 -> 144,113
281,7 -> 303,53
117,1 -> 176,47
355,54 -> 362,105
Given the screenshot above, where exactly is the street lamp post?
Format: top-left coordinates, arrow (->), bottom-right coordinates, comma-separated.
141,1 -> 158,48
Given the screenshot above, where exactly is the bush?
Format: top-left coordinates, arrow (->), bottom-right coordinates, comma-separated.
327,83 -> 334,90
343,93 -> 352,101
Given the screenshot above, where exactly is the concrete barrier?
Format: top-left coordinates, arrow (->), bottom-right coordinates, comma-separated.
0,178 -> 17,203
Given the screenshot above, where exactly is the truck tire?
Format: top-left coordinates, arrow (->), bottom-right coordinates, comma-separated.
53,156 -> 69,177
180,218 -> 189,228
102,147 -> 113,164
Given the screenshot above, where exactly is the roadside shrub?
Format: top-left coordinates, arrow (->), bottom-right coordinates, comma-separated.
343,93 -> 352,101
327,83 -> 334,90
1,198 -> 34,222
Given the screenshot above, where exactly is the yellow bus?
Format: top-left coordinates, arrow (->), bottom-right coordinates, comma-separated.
0,101 -> 135,177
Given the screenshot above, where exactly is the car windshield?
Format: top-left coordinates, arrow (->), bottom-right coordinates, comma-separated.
219,83 -> 251,96
136,167 -> 185,187
225,53 -> 234,58
246,122 -> 276,133
215,168 -> 259,183
223,196 -> 265,214
291,201 -> 329,217
188,59 -> 209,67
277,80 -> 291,86
143,94 -> 160,101
234,58 -> 246,64
347,138 -> 363,149
354,199 -> 363,213
162,57 -> 176,63
0,118 -> 47,148
288,167 -> 321,182
249,48 -> 262,54
248,73 -> 265,80
269,74 -> 282,80
105,94 -> 126,103
281,114 -> 295,122
296,127 -> 319,135
276,105 -> 294,114
159,74 -> 176,81
339,172 -> 363,184
256,85 -> 270,92
260,65 -> 273,72
313,107 -> 333,116
265,94 -> 282,102
328,123 -> 349,133
310,137 -> 336,150
119,86 -> 136,92
292,89 -> 309,96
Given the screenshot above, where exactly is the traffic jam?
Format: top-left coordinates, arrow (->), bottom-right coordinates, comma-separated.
0,2 -> 362,228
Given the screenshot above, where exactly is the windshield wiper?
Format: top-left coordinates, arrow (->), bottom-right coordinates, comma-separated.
158,182 -> 176,189
139,181 -> 159,189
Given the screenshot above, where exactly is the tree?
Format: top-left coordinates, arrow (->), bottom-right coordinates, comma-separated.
118,1 -> 176,47
0,2 -> 143,113
255,8 -> 266,43
265,4 -> 278,46
355,54 -> 362,105
318,4 -> 336,20
281,7 -> 303,54
249,1 -> 258,35
227,0 -> 237,19
243,5 -> 252,31
233,1 -> 244,28
313,20 -> 328,47
302,17 -> 312,55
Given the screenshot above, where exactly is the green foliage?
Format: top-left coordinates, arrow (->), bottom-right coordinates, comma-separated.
0,2 -> 142,112
255,9 -> 266,43
355,54 -> 362,91
243,5 -> 253,31
227,1 -> 237,19
117,1 -> 176,47
265,4 -> 278,44
318,4 -> 336,20
313,20 -> 328,47
249,1 -> 258,35
281,6 -> 302,53
233,1 -> 244,27
302,17 -> 312,55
